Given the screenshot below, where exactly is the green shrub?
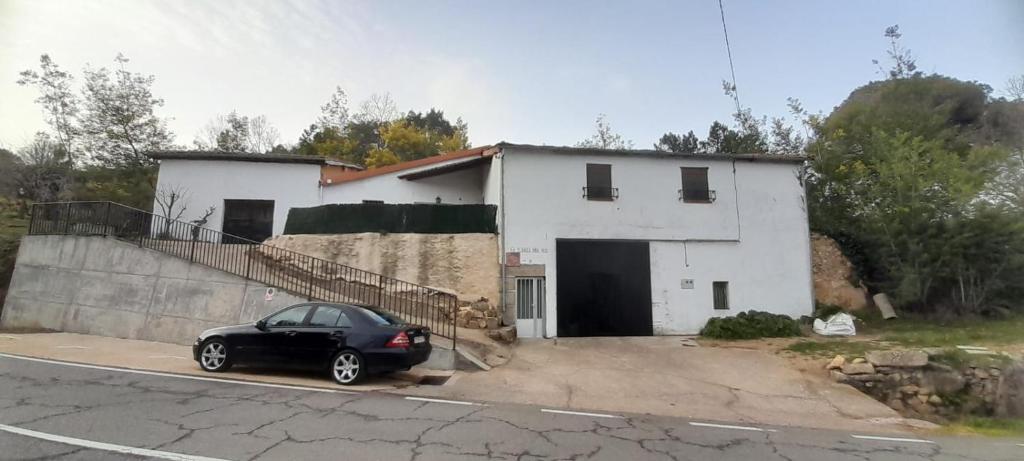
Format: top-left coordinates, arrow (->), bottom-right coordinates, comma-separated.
813,302 -> 844,319
700,310 -> 802,340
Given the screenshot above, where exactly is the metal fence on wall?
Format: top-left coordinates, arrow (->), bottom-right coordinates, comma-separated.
28,201 -> 458,343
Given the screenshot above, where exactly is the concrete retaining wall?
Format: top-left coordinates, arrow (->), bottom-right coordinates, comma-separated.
0,235 -> 307,345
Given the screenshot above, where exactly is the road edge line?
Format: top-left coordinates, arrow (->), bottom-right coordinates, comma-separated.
540,409 -> 623,419
689,422 -> 777,432
0,352 -> 357,395
0,423 -> 230,461
851,435 -> 935,444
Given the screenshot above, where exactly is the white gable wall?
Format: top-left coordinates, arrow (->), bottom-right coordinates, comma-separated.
500,146 -> 813,336
152,159 -> 322,238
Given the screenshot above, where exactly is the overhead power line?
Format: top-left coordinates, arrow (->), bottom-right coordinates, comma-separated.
718,0 -> 741,114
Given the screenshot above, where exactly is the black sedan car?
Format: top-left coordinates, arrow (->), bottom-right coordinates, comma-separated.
192,302 -> 432,385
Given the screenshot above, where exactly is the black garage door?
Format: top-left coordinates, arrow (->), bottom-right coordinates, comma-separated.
556,240 -> 653,337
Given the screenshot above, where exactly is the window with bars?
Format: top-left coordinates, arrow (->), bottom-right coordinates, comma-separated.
713,281 -> 729,310
680,167 -> 714,203
584,163 -> 617,200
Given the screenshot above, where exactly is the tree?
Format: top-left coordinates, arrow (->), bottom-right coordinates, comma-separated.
79,53 -> 174,168
364,147 -> 401,168
317,86 -> 350,131
18,54 -> 79,164
195,111 -> 280,153
0,149 -> 21,197
1007,75 -> 1024,102
355,93 -> 398,125
14,133 -> 70,202
806,76 -> 1015,313
654,131 -> 699,153
576,114 -> 634,149
872,25 -> 919,80
154,185 -> 189,237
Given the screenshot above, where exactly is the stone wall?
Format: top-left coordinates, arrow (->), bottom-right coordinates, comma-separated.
827,350 -> 1023,422
263,233 -> 500,307
1,235 -> 307,345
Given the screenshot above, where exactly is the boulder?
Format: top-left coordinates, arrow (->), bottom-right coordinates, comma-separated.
829,370 -> 849,383
852,358 -> 866,364
485,317 -> 500,329
826,355 -> 846,370
866,350 -> 928,368
921,369 -> 965,395
841,363 -> 876,375
996,362 -> 1024,418
486,326 -> 517,344
899,384 -> 920,395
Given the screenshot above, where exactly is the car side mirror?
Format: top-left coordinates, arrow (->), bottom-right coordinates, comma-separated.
255,319 -> 267,331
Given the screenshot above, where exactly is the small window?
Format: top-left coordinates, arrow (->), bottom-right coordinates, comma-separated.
584,163 -> 616,200
309,305 -> 352,327
266,305 -> 313,327
713,281 -> 729,310
681,167 -> 714,203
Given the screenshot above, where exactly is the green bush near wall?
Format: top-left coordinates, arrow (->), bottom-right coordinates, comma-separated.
284,203 -> 498,235
700,310 -> 803,340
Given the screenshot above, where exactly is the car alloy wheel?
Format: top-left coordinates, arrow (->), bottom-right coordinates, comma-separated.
332,350 -> 364,385
200,340 -> 230,372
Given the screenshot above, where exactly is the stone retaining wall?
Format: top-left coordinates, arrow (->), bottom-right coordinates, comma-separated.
828,350 -> 1023,421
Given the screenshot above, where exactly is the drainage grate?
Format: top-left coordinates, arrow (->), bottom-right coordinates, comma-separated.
418,375 -> 451,386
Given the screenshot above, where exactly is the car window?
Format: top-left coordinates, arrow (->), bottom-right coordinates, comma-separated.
309,305 -> 352,327
266,305 -> 312,327
357,306 -> 403,326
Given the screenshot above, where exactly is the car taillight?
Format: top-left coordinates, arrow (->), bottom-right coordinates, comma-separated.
386,331 -> 410,348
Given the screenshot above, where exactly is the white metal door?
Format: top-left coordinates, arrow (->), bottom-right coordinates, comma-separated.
515,278 -> 545,338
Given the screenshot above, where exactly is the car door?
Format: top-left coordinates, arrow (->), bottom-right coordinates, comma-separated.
294,304 -> 353,368
261,303 -> 316,365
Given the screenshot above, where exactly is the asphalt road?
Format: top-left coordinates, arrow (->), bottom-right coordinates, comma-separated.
0,354 -> 1021,461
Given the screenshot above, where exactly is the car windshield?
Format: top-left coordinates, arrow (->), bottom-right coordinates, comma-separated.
357,307 -> 404,325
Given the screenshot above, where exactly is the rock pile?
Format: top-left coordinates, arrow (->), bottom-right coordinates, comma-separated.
455,298 -> 501,330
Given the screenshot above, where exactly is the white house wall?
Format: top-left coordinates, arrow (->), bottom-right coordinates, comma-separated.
152,160 -> 322,238
321,165 -> 485,204
500,147 -> 813,336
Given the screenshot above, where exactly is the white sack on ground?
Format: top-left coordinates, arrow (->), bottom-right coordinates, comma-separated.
813,313 -> 857,336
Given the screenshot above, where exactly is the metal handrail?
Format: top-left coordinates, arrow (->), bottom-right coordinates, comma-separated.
27,201 -> 458,343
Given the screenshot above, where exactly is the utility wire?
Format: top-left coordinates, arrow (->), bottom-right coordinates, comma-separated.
718,0 -> 741,114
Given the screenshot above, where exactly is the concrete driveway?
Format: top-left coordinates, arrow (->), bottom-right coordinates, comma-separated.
403,336 -> 913,433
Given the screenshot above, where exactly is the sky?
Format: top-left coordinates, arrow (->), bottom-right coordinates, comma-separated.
1,0 -> 1022,152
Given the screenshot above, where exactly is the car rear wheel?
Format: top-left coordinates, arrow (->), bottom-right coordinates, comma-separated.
199,339 -> 232,372
331,350 -> 366,385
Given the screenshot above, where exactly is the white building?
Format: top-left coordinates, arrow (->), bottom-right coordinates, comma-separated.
151,144 -> 813,337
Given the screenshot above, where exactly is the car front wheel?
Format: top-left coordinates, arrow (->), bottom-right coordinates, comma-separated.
199,339 -> 232,372
331,350 -> 366,385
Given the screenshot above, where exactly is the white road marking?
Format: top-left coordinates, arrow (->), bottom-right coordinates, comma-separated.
148,355 -> 189,360
0,423 -> 230,461
404,396 -> 483,406
541,409 -> 623,419
851,435 -> 935,444
0,353 -> 357,395
689,422 -> 777,432
55,345 -> 89,349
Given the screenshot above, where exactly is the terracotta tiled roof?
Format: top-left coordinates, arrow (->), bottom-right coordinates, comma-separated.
323,146 -> 495,186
